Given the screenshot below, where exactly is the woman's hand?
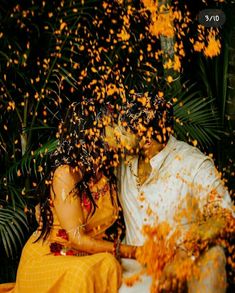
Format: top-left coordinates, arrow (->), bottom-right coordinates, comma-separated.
52,165 -> 139,259
120,245 -> 141,259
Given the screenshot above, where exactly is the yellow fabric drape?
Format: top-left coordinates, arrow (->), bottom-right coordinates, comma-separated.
0,175 -> 121,293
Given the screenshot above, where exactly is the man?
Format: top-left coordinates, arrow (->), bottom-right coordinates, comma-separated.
105,94 -> 234,292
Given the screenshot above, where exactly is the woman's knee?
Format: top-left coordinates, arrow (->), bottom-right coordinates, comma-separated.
100,252 -> 120,267
101,253 -> 122,285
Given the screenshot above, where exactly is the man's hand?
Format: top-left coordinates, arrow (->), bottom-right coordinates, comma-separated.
197,215 -> 226,242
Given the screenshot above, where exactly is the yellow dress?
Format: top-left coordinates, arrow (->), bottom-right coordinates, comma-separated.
0,175 -> 122,293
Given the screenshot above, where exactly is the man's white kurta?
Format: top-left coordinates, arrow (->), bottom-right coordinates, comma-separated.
119,135 -> 232,246
118,136 -> 233,292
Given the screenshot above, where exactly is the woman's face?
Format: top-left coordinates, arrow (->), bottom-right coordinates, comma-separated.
104,123 -> 139,153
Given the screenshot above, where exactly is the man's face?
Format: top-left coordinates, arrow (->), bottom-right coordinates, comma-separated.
104,123 -> 139,154
138,127 -> 154,149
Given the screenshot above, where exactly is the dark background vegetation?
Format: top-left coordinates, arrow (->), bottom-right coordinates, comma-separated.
0,0 -> 234,289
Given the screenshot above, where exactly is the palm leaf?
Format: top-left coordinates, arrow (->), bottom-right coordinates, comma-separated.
3,138 -> 58,184
0,203 -> 28,258
5,185 -> 26,209
168,82 -> 220,149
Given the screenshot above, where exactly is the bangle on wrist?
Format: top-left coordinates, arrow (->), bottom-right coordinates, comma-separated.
133,246 -> 137,258
113,238 -> 121,263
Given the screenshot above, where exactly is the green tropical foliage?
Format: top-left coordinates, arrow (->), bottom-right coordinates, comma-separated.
0,202 -> 28,258
0,0 -> 234,284
168,82 -> 220,149
194,1 -> 235,191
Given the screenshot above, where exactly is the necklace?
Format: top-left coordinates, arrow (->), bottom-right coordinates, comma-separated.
128,156 -> 153,190
128,160 -> 140,190
128,159 -> 144,191
138,158 -> 152,185
90,182 -> 110,200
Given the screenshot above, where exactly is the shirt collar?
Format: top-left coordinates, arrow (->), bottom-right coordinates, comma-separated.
124,135 -> 177,168
149,135 -> 177,169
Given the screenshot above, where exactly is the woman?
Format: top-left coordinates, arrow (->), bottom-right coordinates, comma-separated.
0,103 -> 137,293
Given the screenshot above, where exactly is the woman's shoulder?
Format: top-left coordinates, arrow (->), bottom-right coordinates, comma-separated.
54,164 -> 72,174
53,164 -> 82,182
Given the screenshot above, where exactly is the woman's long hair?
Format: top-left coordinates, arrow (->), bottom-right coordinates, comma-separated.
37,102 -> 120,242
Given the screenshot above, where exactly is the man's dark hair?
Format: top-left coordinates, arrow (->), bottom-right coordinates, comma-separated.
120,93 -> 174,144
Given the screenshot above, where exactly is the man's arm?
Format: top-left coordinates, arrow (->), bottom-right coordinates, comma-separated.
158,158 -> 233,291
193,158 -> 233,214
191,158 -> 234,241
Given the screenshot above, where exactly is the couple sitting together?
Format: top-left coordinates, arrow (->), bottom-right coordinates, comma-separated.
1,94 -> 234,293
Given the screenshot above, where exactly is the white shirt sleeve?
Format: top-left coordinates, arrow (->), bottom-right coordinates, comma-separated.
192,158 -> 234,216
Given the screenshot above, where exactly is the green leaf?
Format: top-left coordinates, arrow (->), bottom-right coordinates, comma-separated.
0,204 -> 28,258
170,81 -> 220,148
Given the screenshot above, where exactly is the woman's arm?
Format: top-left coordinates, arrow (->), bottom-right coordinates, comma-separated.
52,165 -> 137,259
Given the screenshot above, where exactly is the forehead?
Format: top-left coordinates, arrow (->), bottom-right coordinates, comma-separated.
119,103 -> 155,130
